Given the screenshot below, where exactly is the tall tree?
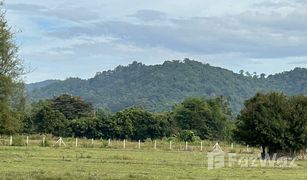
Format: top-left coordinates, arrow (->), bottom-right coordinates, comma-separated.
234,92 -> 307,156
48,94 -> 94,120
33,105 -> 69,136
0,4 -> 25,134
172,97 -> 229,140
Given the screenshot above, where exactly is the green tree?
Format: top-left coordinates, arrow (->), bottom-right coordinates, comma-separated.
0,5 -> 25,134
284,96 -> 307,153
33,105 -> 69,136
49,94 -> 94,120
112,108 -> 169,140
234,92 -> 307,156
172,97 -> 229,140
70,111 -> 115,139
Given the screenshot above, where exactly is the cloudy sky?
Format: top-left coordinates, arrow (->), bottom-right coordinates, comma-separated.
4,0 -> 307,83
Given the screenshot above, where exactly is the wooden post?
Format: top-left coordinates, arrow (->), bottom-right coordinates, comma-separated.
169,141 -> 172,150
200,141 -> 203,151
59,137 -> 62,146
9,136 -> 12,146
75,138 -> 78,147
138,140 -> 141,149
26,136 -> 29,146
123,139 -> 126,149
185,141 -> 188,151
108,139 -> 111,146
43,136 -> 45,147
154,140 -> 157,150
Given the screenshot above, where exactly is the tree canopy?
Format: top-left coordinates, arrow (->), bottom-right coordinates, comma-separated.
172,97 -> 230,140
0,5 -> 25,134
234,92 -> 307,155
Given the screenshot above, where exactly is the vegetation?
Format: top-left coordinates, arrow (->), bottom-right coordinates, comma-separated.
173,97 -> 230,140
27,60 -> 307,114
234,92 -> 307,156
0,145 -> 306,179
24,95 -> 232,142
0,6 -> 25,134
0,3 -> 307,179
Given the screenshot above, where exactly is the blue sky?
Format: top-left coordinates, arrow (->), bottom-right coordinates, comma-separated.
4,0 -> 307,83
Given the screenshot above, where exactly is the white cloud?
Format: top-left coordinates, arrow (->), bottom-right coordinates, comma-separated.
4,0 -> 307,83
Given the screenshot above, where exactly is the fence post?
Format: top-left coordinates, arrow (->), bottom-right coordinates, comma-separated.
43,136 -> 45,147
59,137 -> 62,146
9,136 -> 12,146
185,141 -> 188,151
231,143 -> 234,149
154,140 -> 157,150
92,138 -> 94,145
26,136 -> 29,146
138,140 -> 141,149
123,139 -> 126,149
75,138 -> 78,147
169,141 -> 172,150
108,139 -> 111,146
200,141 -> 203,151
247,145 -> 249,153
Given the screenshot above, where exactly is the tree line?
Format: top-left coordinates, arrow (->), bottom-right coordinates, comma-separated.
22,94 -> 233,142
4,92 -> 306,157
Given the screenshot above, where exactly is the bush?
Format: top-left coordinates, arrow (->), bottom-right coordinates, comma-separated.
176,130 -> 199,142
100,140 -> 108,148
12,136 -> 25,146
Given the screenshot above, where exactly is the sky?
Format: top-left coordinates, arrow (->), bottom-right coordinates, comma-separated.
4,0 -> 307,83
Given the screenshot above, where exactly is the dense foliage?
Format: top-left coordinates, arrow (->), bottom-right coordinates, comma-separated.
0,7 -> 25,134
23,95 -> 232,141
172,97 -> 230,140
234,92 -> 307,155
27,59 -> 307,114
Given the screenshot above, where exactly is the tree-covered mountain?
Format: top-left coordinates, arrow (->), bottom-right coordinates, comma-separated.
26,59 -> 307,114
26,80 -> 60,92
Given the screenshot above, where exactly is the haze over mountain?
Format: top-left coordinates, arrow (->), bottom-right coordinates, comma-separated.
27,59 -> 307,113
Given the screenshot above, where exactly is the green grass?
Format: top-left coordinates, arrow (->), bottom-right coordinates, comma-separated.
0,145 -> 306,180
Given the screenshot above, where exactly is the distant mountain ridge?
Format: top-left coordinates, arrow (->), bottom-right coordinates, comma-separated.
26,59 -> 307,113
26,80 -> 61,92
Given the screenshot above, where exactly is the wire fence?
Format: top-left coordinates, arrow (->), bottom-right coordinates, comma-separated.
0,134 -> 259,153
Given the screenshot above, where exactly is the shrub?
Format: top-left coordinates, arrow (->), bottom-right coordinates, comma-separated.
12,136 -> 25,146
176,130 -> 199,142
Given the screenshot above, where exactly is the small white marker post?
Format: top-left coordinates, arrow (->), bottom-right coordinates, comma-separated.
43,136 -> 45,147
154,140 -> 157,150
26,136 -> 29,146
185,141 -> 188,151
54,137 -> 66,147
231,143 -> 234,150
75,138 -> 78,147
138,140 -> 141,150
92,138 -> 94,145
169,141 -> 172,150
246,145 -> 249,153
200,141 -> 203,151
9,136 -> 12,146
123,139 -> 126,149
108,139 -> 111,146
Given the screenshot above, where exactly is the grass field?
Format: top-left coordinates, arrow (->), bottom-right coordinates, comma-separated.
0,136 -> 306,179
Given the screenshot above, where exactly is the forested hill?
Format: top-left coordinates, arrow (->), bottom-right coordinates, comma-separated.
26,59 -> 307,113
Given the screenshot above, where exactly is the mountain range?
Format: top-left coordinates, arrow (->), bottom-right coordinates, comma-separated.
26,59 -> 307,114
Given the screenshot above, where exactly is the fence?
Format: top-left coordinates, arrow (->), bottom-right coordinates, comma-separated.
0,135 -> 257,153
